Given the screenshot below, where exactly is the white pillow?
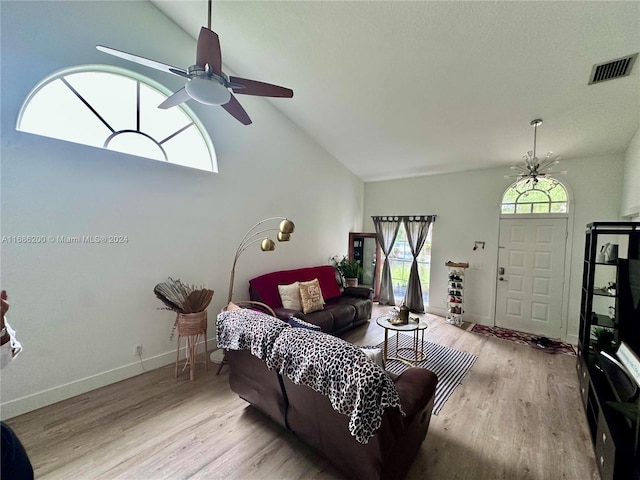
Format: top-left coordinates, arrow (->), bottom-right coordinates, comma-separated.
278,282 -> 302,310
360,347 -> 384,369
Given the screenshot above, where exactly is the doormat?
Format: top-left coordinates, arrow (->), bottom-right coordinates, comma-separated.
470,324 -> 576,356
373,333 -> 477,415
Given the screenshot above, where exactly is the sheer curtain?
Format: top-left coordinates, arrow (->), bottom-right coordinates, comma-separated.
372,216 -> 401,306
403,216 -> 436,313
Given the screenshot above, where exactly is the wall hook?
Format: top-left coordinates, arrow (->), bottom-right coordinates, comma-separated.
473,241 -> 485,251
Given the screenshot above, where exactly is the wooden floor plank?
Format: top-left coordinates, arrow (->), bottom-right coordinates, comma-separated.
6,306 -> 599,479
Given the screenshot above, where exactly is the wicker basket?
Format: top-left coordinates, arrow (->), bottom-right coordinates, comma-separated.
177,310 -> 207,336
175,310 -> 208,380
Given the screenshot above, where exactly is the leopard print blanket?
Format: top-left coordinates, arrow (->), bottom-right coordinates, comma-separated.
216,309 -> 403,444
266,327 -> 403,443
216,309 -> 289,359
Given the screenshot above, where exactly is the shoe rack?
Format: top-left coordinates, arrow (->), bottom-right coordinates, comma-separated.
445,261 -> 469,326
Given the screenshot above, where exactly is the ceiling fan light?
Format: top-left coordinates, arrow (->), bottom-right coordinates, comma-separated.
185,77 -> 231,105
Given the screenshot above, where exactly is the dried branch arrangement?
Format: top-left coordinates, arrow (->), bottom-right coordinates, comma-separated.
154,277 -> 214,341
153,277 -> 214,314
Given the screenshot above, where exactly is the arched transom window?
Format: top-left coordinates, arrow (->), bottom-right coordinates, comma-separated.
16,65 -> 217,172
501,178 -> 568,214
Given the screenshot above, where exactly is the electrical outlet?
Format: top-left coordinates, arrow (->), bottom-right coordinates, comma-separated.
133,344 -> 142,356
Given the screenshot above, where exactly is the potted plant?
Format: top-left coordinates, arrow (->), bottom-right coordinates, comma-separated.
331,255 -> 364,287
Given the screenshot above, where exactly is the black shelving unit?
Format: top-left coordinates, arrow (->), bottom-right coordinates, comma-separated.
577,222 -> 640,480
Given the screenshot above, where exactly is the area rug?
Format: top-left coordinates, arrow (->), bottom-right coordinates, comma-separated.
374,333 -> 477,415
470,324 -> 576,356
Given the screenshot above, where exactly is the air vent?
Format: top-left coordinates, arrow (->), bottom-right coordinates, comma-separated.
589,53 -> 638,85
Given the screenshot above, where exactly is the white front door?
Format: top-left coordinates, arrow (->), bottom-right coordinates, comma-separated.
495,218 -> 567,339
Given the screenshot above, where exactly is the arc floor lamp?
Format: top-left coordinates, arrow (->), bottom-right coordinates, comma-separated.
227,217 -> 295,303
215,216 -> 295,374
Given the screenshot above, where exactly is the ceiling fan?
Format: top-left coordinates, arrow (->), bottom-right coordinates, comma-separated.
96,2 -> 293,125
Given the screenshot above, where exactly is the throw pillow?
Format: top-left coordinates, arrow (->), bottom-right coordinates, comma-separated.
226,301 -> 241,311
299,278 -> 324,314
360,347 -> 384,369
288,316 -> 321,331
300,278 -> 326,305
278,282 -> 302,310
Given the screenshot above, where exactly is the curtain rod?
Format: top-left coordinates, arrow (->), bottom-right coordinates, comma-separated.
371,215 -> 437,222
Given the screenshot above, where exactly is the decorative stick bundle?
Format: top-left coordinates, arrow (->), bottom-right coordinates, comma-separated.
153,277 -> 214,380
153,277 -> 214,314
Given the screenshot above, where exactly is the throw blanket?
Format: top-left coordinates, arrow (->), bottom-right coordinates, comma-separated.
216,309 -> 403,444
266,327 -> 404,444
216,309 -> 289,359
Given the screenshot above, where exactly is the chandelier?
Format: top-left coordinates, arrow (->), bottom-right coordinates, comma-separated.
507,119 -> 563,188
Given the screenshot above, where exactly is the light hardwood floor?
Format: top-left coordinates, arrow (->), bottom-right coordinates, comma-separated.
6,306 -> 599,479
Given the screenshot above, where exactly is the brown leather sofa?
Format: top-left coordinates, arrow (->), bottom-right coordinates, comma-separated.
226,348 -> 438,480
248,265 -> 373,335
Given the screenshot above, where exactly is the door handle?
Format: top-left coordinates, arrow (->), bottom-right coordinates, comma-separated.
498,276 -> 505,281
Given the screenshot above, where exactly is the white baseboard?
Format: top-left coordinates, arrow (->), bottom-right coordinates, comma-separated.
1,339 -> 217,420
425,305 -> 446,317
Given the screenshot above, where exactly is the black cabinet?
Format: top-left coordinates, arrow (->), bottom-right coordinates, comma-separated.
348,232 -> 381,300
578,222 -> 640,480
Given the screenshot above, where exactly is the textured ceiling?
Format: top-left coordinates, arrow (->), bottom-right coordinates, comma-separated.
150,1 -> 640,182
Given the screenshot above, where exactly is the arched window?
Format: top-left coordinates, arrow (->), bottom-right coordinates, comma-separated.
16,65 -> 217,172
501,178 -> 568,214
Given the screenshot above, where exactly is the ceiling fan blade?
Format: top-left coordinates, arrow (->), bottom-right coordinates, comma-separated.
158,87 -> 191,109
96,45 -> 189,78
221,94 -> 252,125
229,76 -> 294,98
196,27 -> 222,75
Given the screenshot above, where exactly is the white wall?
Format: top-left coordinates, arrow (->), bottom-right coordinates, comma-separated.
363,154 -> 624,343
621,125 -> 640,219
0,1 -> 363,418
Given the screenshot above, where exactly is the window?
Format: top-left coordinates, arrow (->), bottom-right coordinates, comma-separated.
388,225 -> 433,305
501,178 -> 568,214
16,65 -> 217,172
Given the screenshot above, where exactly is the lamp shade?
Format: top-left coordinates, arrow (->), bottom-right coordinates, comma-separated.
279,219 -> 295,235
260,238 -> 276,251
185,77 -> 231,105
277,232 -> 291,242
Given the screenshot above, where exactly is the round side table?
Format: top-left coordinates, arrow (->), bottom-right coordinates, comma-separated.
376,316 -> 428,367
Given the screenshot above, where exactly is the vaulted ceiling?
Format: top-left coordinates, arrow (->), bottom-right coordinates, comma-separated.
150,1 -> 640,182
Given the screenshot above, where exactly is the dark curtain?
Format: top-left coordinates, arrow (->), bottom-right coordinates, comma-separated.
403,216 -> 436,313
372,216 -> 401,306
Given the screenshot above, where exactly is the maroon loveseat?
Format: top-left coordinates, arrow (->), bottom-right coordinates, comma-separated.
248,265 -> 373,335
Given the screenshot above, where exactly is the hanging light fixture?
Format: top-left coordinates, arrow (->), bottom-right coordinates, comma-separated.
507,119 -> 564,188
